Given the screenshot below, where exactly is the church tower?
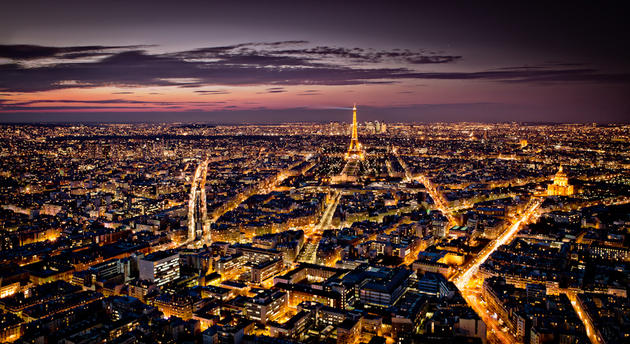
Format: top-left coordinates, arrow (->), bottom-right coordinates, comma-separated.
547,165 -> 574,196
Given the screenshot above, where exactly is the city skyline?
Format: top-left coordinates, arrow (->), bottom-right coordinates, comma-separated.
1,119 -> 628,344
1,1 -> 630,123
1,4 -> 630,343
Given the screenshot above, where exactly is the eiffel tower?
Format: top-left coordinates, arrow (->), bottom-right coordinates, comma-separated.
345,104 -> 364,160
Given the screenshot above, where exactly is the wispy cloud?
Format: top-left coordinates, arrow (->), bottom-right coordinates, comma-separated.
265,87 -> 287,93
194,90 -> 231,95
0,44 -> 147,60
0,98 -> 227,111
297,89 -> 322,96
0,41 -> 628,94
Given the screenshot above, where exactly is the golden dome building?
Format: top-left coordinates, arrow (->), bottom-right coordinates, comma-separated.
547,166 -> 574,196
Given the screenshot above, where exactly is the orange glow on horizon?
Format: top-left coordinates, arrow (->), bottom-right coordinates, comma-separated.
0,82 -> 449,113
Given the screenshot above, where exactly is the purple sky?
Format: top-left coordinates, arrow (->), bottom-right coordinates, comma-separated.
1,1 -> 629,123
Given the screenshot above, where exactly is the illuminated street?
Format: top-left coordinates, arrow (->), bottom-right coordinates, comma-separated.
566,291 -> 603,344
454,200 -> 542,289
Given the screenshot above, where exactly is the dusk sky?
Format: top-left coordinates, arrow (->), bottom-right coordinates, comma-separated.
1,1 -> 629,123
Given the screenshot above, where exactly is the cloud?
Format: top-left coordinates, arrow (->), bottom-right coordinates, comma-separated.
195,90 -> 231,95
297,89 -> 321,96
7,98 -> 179,105
0,44 -> 145,60
0,42 -> 628,94
0,98 -> 229,111
0,105 -> 183,111
265,87 -> 286,93
174,43 -> 462,66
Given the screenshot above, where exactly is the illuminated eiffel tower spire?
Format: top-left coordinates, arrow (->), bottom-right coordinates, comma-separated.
346,103 -> 364,160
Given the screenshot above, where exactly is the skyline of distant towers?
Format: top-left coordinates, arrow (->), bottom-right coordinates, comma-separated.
345,104 -> 365,160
